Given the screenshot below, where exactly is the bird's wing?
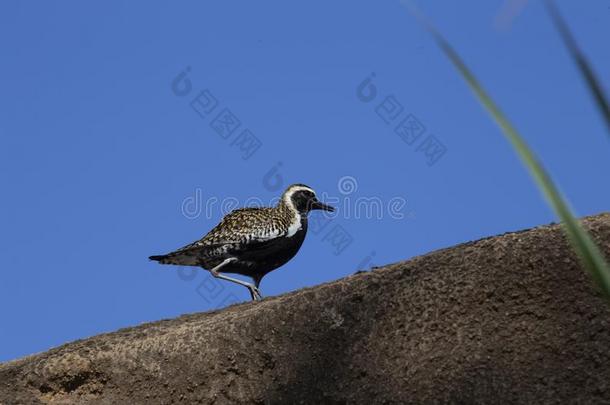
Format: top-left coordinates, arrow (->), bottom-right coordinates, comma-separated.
150,208 -> 295,266
178,207 -> 292,251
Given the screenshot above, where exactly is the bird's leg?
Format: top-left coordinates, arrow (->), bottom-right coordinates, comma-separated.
251,276 -> 263,301
208,258 -> 263,301
248,287 -> 262,301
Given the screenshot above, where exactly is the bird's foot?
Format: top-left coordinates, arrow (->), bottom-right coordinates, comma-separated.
249,286 -> 263,301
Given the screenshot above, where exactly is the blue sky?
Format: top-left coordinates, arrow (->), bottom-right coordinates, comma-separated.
1,1 -> 609,362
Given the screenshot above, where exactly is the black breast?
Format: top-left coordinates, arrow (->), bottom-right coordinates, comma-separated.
220,217 -> 308,280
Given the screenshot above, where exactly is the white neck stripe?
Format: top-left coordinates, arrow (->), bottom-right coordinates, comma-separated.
281,186 -> 315,237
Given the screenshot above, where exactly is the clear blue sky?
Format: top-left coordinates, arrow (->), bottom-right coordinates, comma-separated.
1,1 -> 609,362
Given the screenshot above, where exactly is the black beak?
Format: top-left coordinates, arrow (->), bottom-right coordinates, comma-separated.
310,200 -> 335,212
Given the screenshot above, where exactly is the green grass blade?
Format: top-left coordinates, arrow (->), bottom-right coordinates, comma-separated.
406,3 -> 610,297
545,0 -> 610,137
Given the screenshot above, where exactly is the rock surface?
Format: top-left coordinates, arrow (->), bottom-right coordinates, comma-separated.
2,213 -> 610,404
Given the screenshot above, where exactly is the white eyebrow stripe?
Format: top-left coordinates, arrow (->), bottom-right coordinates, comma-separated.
287,186 -> 315,194
282,186 -> 315,202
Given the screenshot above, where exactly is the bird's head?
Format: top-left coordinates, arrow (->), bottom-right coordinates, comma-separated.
280,184 -> 335,214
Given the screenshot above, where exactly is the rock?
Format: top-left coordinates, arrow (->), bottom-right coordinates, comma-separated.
2,213 -> 610,404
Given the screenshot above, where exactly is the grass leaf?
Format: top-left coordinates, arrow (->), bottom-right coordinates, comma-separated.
405,2 -> 610,297
545,0 -> 610,137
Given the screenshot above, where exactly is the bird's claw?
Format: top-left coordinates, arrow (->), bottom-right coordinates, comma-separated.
249,286 -> 263,301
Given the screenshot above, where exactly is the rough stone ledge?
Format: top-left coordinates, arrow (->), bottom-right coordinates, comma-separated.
1,213 -> 610,404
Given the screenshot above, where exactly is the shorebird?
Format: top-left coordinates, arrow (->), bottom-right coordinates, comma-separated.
149,184 -> 335,301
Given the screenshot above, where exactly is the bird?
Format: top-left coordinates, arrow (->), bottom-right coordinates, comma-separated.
149,184 -> 335,301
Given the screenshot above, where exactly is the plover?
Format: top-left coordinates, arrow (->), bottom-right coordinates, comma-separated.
149,184 -> 335,301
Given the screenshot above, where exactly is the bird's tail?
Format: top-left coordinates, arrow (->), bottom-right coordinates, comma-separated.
149,250 -> 201,266
149,254 -> 168,263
